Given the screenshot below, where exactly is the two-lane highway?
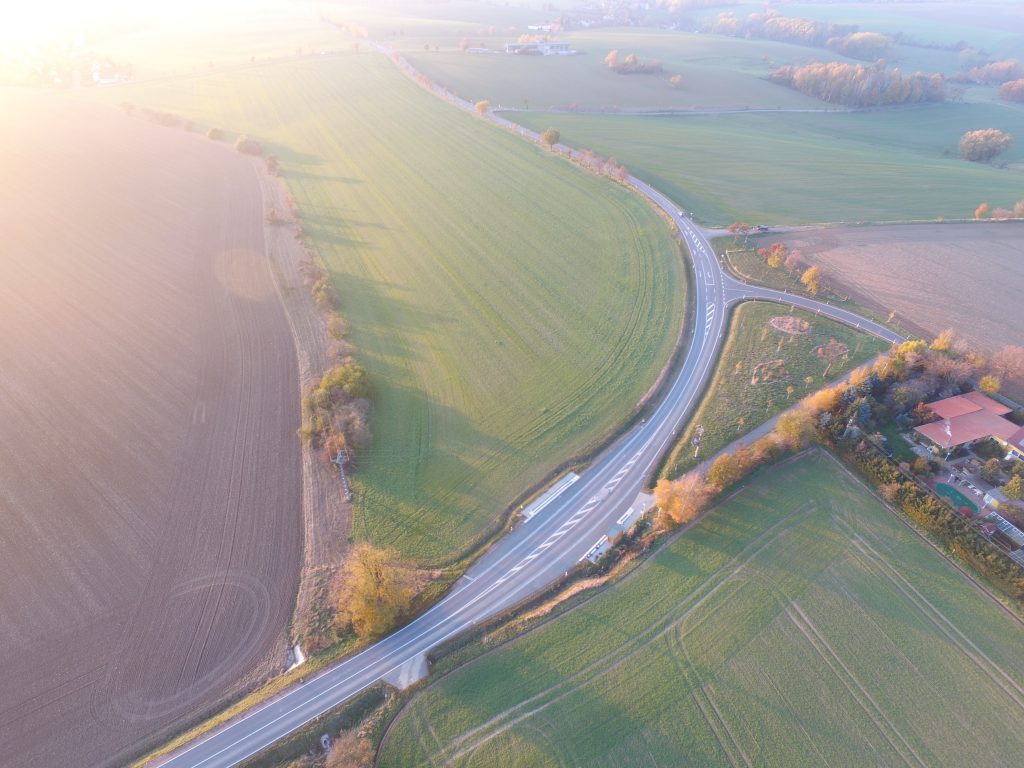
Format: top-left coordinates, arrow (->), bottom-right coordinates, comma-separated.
156,185 -> 732,768
152,49 -> 904,768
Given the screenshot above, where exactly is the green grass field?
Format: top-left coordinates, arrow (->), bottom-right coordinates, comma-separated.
87,53 -> 683,563
378,451 -> 1024,767
665,301 -> 887,476
405,30 -> 832,111
515,103 -> 1024,225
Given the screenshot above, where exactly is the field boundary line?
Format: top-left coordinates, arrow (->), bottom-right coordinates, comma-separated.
824,570 -> 973,734
702,684 -> 751,768
785,603 -> 924,768
754,663 -> 836,767
668,642 -> 744,768
848,534 -> 1024,712
421,508 -> 811,764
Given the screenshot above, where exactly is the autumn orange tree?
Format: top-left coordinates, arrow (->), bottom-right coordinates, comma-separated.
979,375 -> 1001,394
757,242 -> 786,268
334,543 -> 416,638
773,408 -> 817,451
800,265 -> 821,294
930,327 -> 956,353
653,472 -> 715,529
815,339 -> 849,377
474,99 -> 490,115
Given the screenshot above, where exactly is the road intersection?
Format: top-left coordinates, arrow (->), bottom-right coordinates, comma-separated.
153,52 -> 904,768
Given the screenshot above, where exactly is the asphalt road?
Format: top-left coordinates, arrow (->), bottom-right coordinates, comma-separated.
152,50 -> 903,768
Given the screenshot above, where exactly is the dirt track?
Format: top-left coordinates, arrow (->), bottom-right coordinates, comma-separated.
253,164 -> 351,650
0,92 -> 301,767
772,222 -> 1024,353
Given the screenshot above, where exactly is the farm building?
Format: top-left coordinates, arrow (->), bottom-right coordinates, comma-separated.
914,391 -> 1023,460
505,41 -> 576,55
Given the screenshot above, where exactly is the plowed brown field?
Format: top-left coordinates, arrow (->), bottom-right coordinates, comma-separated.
774,223 -> 1024,353
0,92 -> 301,767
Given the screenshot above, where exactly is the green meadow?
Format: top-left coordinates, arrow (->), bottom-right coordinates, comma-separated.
379,451 -> 1024,767
515,103 -> 1024,225
665,301 -> 887,476
88,53 -> 684,563
405,30 -> 833,111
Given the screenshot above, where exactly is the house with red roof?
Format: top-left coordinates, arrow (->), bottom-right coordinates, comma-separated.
914,391 -> 1023,461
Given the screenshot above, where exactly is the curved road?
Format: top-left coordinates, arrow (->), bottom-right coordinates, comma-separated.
152,51 -> 904,768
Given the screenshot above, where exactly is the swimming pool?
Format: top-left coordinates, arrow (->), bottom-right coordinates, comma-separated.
934,482 -> 979,514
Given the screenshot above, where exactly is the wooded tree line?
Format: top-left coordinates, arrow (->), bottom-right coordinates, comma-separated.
711,10 -> 893,60
770,61 -> 945,107
953,58 -> 1024,85
712,10 -> 855,47
998,78 -> 1024,102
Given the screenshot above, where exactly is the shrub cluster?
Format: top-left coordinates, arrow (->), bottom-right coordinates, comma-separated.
234,134 -> 263,156
140,108 -> 182,127
826,32 -> 894,61
297,258 -> 371,461
959,129 -> 1013,162
300,360 -> 371,456
655,397 -> 817,532
605,50 -> 664,75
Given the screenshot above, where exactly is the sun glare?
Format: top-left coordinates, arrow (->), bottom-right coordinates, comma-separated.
1,0 -> 238,47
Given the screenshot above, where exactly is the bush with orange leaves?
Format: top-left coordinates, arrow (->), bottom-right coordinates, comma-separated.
653,472 -> 716,530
